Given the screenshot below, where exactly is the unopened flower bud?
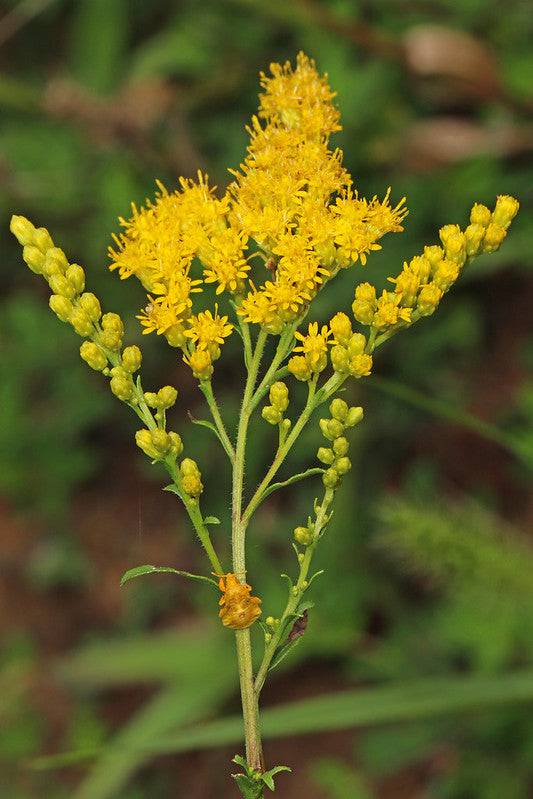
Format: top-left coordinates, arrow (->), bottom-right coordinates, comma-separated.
49,294 -> 73,322
33,227 -> 54,252
135,429 -> 159,459
439,224 -> 461,249
294,526 -> 313,546
329,312 -> 352,345
122,345 -> 142,373
333,436 -> 349,456
180,457 -> 198,476
330,398 -> 348,422
10,215 -> 36,246
165,324 -> 187,348
323,467 -> 340,489
22,245 -> 46,274
433,259 -> 459,292
288,355 -> 312,382
158,385 -> 178,409
262,406 -> 282,425
417,283 -> 443,316
180,458 -> 203,497
102,312 -> 124,335
168,431 -> 184,458
110,373 -> 134,401
330,345 -> 349,374
80,341 -> 107,371
151,429 -> 170,454
464,223 -> 485,257
347,333 -> 366,358
70,308 -> 94,337
100,330 -> 122,350
65,264 -> 85,294
412,253 -> 434,282
319,418 -> 344,441
269,382 -> 289,412
317,446 -> 335,465
492,195 -> 519,230
345,406 -> 364,427
482,223 -> 506,253
470,203 -> 491,227
42,248 -> 68,277
335,456 -> 352,475
352,282 -> 376,325
187,349 -> 213,380
349,353 -> 373,378
143,392 -> 159,408
78,292 -> 101,322
49,273 -> 76,299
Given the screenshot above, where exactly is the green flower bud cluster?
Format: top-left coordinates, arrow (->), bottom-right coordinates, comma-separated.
262,382 -> 291,428
135,428 -> 183,461
180,458 -> 203,498
293,524 -> 314,547
317,398 -> 363,489
144,385 -> 178,411
330,331 -> 373,379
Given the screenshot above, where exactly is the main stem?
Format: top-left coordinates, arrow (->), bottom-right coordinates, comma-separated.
232,327 -> 267,773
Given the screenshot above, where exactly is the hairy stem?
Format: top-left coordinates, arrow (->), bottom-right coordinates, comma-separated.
232,327 -> 268,772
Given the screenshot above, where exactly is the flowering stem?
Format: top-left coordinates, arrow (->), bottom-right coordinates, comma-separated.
232,327 -> 268,773
255,488 -> 334,694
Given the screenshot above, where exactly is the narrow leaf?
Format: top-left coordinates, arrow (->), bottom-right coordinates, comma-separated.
261,468 -> 324,503
120,565 -> 217,588
268,638 -> 303,672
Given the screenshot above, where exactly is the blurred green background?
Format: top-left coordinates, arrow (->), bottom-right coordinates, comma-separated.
1,1 -> 533,797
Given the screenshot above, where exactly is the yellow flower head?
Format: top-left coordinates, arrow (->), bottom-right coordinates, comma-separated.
185,305 -> 234,350
258,51 -> 341,140
294,322 -> 331,372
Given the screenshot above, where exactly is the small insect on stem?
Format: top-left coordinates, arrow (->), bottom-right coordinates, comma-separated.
288,609 -> 308,642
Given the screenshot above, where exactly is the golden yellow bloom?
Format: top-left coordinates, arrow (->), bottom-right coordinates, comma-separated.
373,291 -> 412,331
294,322 -> 331,372
218,573 -> 262,630
331,188 -> 407,266
258,51 -> 341,140
185,305 -> 233,350
202,227 -> 250,294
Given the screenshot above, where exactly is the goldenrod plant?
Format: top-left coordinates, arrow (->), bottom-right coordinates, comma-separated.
10,53 -> 519,797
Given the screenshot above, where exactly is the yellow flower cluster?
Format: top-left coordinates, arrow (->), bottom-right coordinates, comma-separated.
352,195 -> 520,336
108,52 -> 407,370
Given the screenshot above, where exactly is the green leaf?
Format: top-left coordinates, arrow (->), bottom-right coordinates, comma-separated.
120,565 -> 217,588
262,765 -> 291,791
260,468 -> 324,503
268,638 -> 303,673
188,414 -> 231,455
204,516 -> 221,525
